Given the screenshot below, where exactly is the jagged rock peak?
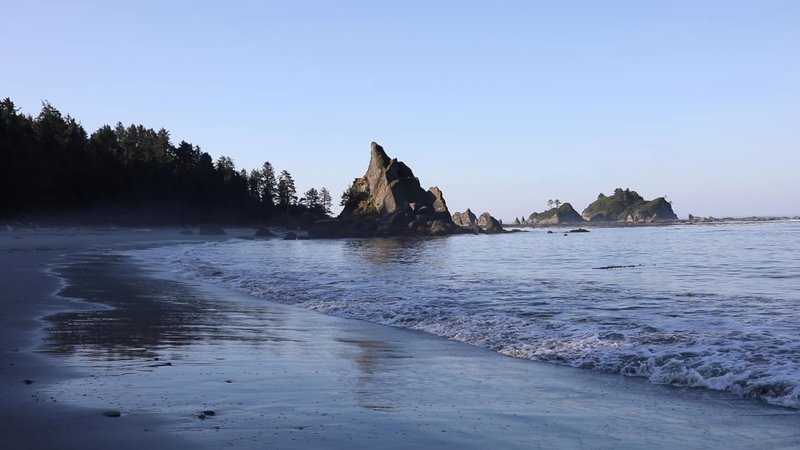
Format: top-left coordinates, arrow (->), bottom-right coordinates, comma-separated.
428,186 -> 448,213
347,141 -> 427,217
452,208 -> 478,228
319,142 -> 466,238
370,141 -> 392,168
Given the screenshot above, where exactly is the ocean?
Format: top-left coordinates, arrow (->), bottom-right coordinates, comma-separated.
126,221 -> 800,409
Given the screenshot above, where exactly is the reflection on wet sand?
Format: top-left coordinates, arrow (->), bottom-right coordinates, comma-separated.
335,337 -> 414,412
42,253 -> 297,363
42,250 -> 423,432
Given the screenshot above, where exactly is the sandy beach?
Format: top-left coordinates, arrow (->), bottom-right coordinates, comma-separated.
1,227 -> 799,449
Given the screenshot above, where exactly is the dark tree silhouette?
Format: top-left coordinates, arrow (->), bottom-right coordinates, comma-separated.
277,170 -> 297,208
0,98 -> 328,224
320,187 -> 333,214
260,162 -> 277,209
303,188 -> 321,211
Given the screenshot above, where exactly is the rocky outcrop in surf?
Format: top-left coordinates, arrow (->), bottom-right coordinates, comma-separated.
450,208 -> 506,234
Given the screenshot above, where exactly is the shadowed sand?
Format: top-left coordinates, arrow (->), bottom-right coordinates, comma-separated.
1,228 -> 799,449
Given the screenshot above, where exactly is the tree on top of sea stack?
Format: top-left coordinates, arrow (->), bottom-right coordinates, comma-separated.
582,187 -> 678,222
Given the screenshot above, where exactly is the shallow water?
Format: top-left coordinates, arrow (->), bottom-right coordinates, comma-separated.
38,242 -> 800,449
124,222 -> 800,408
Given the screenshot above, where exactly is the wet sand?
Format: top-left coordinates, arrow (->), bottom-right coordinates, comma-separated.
1,228 -> 799,449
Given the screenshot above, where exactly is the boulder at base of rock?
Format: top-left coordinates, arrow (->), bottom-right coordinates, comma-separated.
283,232 -> 297,240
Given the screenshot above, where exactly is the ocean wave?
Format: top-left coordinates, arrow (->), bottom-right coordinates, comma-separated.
124,233 -> 800,409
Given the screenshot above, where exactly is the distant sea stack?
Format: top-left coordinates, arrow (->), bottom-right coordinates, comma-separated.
527,203 -> 585,225
310,142 -> 471,238
582,188 -> 677,223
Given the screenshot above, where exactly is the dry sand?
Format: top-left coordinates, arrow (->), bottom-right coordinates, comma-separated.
1,227 -> 799,449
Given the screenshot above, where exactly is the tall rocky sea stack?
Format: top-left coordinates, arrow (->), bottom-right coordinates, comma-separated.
310,142 -> 471,238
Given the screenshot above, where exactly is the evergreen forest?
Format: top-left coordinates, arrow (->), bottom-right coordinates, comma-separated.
0,98 -> 332,224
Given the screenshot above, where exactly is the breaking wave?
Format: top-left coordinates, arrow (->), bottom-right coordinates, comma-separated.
126,223 -> 800,408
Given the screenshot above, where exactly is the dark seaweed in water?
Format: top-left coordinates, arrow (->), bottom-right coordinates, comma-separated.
592,264 -> 646,270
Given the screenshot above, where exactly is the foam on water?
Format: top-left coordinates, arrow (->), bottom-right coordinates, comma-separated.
125,222 -> 800,408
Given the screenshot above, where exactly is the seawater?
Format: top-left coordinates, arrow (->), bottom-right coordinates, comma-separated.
126,221 -> 800,408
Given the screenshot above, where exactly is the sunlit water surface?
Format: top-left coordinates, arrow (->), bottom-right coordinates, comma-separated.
128,222 -> 800,408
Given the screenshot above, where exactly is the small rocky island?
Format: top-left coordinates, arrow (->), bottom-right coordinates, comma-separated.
310,143 -> 504,237
515,188 -> 677,227
582,188 -> 677,222
526,203 -> 585,225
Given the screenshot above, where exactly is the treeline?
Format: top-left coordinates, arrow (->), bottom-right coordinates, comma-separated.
0,98 -> 332,224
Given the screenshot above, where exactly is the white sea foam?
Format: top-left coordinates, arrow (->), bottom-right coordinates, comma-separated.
124,223 -> 800,408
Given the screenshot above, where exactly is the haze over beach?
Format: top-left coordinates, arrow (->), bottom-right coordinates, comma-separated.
2,2 -> 800,450
2,1 -> 799,219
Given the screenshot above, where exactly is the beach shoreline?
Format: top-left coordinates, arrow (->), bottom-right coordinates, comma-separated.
2,227 -> 799,449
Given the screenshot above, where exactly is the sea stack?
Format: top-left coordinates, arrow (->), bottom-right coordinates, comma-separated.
309,142 -> 468,237
527,203 -> 585,225
582,188 -> 678,223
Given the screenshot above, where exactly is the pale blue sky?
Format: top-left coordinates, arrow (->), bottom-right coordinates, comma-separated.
2,1 -> 798,219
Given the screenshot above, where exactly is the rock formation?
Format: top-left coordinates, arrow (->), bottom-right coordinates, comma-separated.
582,188 -> 677,223
527,203 -> 585,225
624,197 -> 677,222
477,212 -> 504,234
309,142 -> 468,238
451,208 -> 507,234
452,208 -> 478,228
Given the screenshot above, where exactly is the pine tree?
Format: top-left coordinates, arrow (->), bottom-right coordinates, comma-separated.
304,188 -> 321,210
260,162 -> 277,207
320,187 -> 333,215
277,170 -> 297,207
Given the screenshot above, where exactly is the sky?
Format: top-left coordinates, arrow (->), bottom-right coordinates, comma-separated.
2,1 -> 798,220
